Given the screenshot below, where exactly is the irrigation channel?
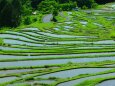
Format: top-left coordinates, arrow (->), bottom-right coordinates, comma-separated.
0,7 -> 115,86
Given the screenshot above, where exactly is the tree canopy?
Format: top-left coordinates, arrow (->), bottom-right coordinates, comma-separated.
0,0 -> 21,27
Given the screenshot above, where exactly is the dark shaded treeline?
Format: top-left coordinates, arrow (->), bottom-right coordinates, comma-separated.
31,0 -> 95,9
95,0 -> 115,4
0,0 -> 21,27
31,0 -> 115,8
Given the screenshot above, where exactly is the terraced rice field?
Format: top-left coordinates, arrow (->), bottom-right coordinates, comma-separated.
0,6 -> 115,86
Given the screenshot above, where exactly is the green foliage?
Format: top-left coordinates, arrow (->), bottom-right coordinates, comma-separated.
21,0 -> 32,16
0,38 -> 4,46
31,0 -> 42,9
36,0 -> 97,12
52,10 -> 58,22
33,18 -> 38,22
37,0 -> 77,13
24,17 -> 32,25
59,2 -> 76,11
56,0 -> 70,3
53,10 -> 58,16
82,5 -> 88,9
37,0 -> 58,14
22,13 -> 42,25
110,31 -> 115,40
77,0 -> 97,8
91,2 -> 98,8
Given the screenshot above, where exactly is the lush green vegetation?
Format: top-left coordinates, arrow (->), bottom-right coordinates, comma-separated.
0,0 -> 97,28
0,0 -> 115,86
0,0 -> 114,28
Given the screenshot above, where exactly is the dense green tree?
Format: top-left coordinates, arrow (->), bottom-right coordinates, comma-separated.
0,0 -> 7,11
55,0 -> 69,3
11,0 -> 21,26
0,0 -> 114,28
0,1 -> 12,27
21,0 -> 32,15
95,0 -> 115,4
0,0 -> 7,26
50,0 -> 114,5
24,17 -> 32,25
60,2 -> 76,11
0,0 -> 21,27
52,10 -> 58,22
77,0 -> 96,8
31,0 -> 42,9
38,0 -> 58,14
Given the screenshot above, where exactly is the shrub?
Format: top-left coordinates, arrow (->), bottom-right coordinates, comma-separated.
59,2 -> 76,11
33,18 -> 38,22
82,5 -> 88,9
20,0 -> 32,16
37,0 -> 58,14
24,17 -> 32,25
77,0 -> 96,8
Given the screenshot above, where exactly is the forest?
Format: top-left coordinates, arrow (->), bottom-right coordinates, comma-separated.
0,0 -> 114,27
